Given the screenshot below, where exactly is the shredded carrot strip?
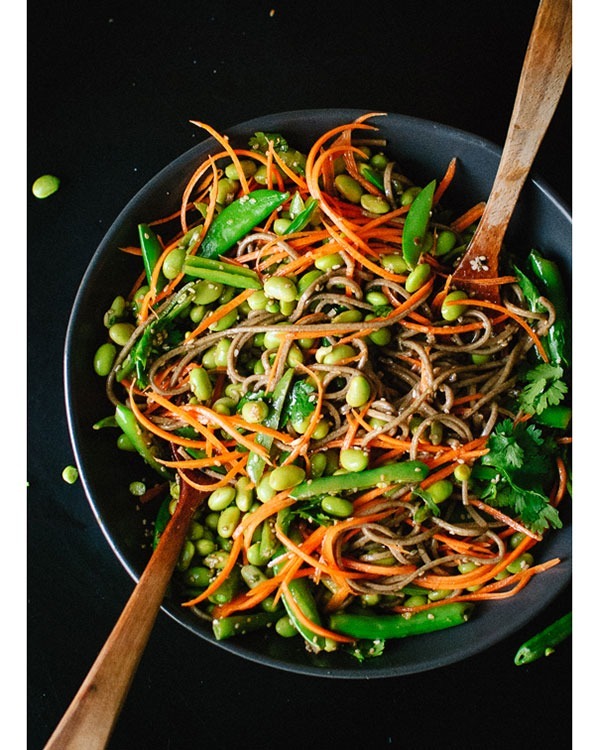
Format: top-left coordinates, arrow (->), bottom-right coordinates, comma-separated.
450,201 -> 486,233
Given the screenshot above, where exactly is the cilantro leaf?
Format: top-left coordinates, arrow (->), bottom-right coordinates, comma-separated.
518,363 -> 568,416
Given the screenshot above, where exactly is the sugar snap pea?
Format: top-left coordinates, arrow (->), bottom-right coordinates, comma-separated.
200,189 -> 289,258
514,611 -> 572,665
290,459 -> 429,499
183,256 -> 262,289
212,611 -> 281,641
328,602 -> 474,640
138,223 -> 166,289
114,403 -> 172,479
402,180 -> 436,269
246,368 -> 294,484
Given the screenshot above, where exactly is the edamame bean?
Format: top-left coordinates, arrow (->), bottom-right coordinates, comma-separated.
241,399 -> 269,423
93,342 -> 117,376
189,367 -> 213,401
207,485 -> 236,511
404,595 -> 428,607
334,174 -> 363,204
297,268 -> 324,294
235,476 -> 254,512
61,465 -> 79,484
208,306 -> 238,331
368,327 -> 392,346
108,322 -> 135,346
248,289 -> 268,310
441,290 -> 469,321
194,279 -> 223,305
315,252 -> 344,271
507,553 -> 534,574
321,495 -> 354,518
365,290 -> 389,307
381,254 -> 408,274
215,177 -> 238,205
268,464 -> 306,491
116,433 -> 135,451
286,343 -> 304,367
202,346 -> 217,369
196,538 -> 217,556
332,309 -> 363,324
346,374 -> 371,407
311,418 -> 330,440
435,229 -> 457,256
213,396 -> 236,415
217,506 -> 241,538
103,295 -> 126,327
428,479 -> 453,504
453,464 -> 471,482
225,159 -> 257,181
339,447 -> 369,472
163,246 -> 186,279
213,338 -> 232,368
405,263 -> 432,293
360,194 -> 390,214
275,615 -> 298,638
176,540 -> 196,571
309,452 -> 328,478
273,218 -> 292,235
256,473 -> 277,503
323,344 -> 356,364
129,480 -> 146,496
183,566 -> 211,588
264,276 -> 298,302
32,174 -> 60,198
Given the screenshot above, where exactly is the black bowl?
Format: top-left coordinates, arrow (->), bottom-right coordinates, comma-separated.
64,109 -> 572,678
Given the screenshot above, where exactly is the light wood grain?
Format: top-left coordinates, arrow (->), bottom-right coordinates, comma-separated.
452,0 -> 571,302
43,482 -> 204,750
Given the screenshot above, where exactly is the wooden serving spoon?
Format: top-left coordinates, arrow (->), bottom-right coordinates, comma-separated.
451,0 -> 572,303
43,477 -> 206,750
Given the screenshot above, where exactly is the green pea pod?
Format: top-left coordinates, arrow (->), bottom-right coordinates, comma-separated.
271,525 -> 330,653
514,611 -> 572,665
402,180 -> 436,269
139,223 -> 166,289
200,189 -> 289,259
212,611 -> 281,640
513,253 -> 570,367
182,256 -> 262,289
114,403 -> 172,480
246,368 -> 294,485
290,459 -> 429,500
527,249 -> 570,367
329,602 -> 474,640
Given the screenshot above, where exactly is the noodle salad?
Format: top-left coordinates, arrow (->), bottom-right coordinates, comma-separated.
92,114 -> 571,660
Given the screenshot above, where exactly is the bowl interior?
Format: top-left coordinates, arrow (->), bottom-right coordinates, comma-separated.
64,109 -> 571,678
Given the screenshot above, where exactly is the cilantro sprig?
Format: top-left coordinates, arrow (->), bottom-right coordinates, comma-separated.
518,363 -> 568,416
472,419 -> 562,534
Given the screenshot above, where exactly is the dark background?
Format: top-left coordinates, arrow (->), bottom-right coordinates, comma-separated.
28,1 -> 573,748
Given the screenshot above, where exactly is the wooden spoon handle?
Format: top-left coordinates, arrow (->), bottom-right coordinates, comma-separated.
43,493 -> 199,750
454,0 -> 571,284
483,0 -> 571,231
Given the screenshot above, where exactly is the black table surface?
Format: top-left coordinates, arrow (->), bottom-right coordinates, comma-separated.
28,2 -> 573,748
